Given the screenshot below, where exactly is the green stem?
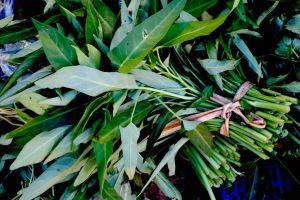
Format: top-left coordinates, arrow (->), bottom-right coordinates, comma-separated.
137,86 -> 195,100
244,100 -> 290,114
256,111 -> 285,125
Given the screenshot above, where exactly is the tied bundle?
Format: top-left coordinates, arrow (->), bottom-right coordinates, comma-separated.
162,81 -> 266,137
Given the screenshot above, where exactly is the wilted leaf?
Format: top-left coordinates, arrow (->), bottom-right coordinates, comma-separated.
35,65 -> 137,97
10,125 -> 70,170
120,123 -> 140,180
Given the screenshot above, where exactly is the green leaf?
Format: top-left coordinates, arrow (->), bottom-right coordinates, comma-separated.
184,0 -> 218,18
198,59 -> 238,75
113,90 -> 128,116
183,120 -> 200,131
154,171 -> 182,199
74,157 -> 96,186
72,45 -> 101,68
0,49 -> 43,96
98,100 -> 153,143
93,0 -> 117,39
6,103 -> 85,139
132,69 -> 184,94
44,130 -> 73,164
0,66 -> 52,104
20,156 -> 85,200
72,94 -> 111,140
0,133 -> 13,146
159,0 -> 239,47
85,0 -> 103,43
187,123 -> 214,155
108,0 -> 187,73
102,180 -> 123,200
59,5 -> 83,33
87,44 -> 101,68
0,15 -> 13,29
45,128 -> 93,164
232,33 -> 262,77
44,0 -> 56,13
120,123 -> 140,180
0,86 -> 41,106
8,41 -> 43,63
93,139 -> 113,197
35,65 -> 137,97
10,125 -> 70,170
266,74 -> 289,86
17,92 -> 51,115
144,110 -> 174,159
33,19 -> 77,70
275,81 -> 300,93
73,128 -> 93,145
39,90 -> 78,106
286,14 -> 300,34
140,138 -> 189,194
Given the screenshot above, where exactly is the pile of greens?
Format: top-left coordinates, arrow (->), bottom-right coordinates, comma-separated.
0,0 -> 299,199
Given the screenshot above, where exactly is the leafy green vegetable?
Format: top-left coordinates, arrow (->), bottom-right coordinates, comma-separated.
10,125 -> 70,170
6,104 -> 85,139
93,140 -> 113,197
33,20 -> 78,70
120,123 -> 140,180
98,100 -> 153,143
35,65 -> 137,97
0,15 -> 13,29
198,59 -> 238,75
0,49 -> 43,96
187,124 -> 214,155
159,0 -> 239,47
286,14 -> 300,34
184,0 -> 218,18
274,81 -> 300,93
232,33 -> 262,77
108,0 -> 187,73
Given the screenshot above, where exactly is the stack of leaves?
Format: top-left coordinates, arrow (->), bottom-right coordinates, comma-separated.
0,0 -> 299,199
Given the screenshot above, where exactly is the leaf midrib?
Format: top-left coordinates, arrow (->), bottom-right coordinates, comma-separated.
118,0 -> 183,69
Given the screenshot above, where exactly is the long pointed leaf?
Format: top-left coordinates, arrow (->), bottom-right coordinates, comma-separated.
108,0 -> 187,73
35,65 -> 137,97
